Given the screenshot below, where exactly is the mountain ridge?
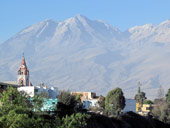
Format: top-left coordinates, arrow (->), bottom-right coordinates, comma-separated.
1,15 -> 170,99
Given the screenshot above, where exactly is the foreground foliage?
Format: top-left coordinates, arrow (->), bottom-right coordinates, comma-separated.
0,87 -> 89,128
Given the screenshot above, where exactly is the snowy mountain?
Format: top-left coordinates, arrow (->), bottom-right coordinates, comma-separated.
1,15 -> 170,99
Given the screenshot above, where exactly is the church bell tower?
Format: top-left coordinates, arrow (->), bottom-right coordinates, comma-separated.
17,54 -> 30,86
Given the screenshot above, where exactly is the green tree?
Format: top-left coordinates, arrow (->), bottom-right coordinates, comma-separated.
61,113 -> 90,128
30,92 -> 48,112
75,94 -> 82,104
143,99 -> 153,104
157,85 -> 165,99
0,87 -> 34,128
56,90 -> 77,116
0,87 -> 56,128
150,88 -> 170,124
134,91 -> 147,104
152,89 -> 170,124
57,90 -> 76,106
0,87 -> 30,114
105,88 -> 125,116
0,106 -> 33,128
152,100 -> 170,124
98,95 -> 105,109
0,87 -> 91,128
166,89 -> 170,103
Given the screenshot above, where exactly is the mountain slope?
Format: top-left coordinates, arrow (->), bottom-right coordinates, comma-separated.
1,15 -> 170,99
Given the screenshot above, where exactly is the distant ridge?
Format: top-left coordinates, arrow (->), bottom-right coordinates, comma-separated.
1,15 -> 170,99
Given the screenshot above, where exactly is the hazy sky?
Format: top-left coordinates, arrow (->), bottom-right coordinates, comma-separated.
0,0 -> 170,43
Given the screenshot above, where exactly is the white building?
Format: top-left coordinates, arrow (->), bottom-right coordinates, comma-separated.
82,99 -> 99,109
18,85 -> 59,98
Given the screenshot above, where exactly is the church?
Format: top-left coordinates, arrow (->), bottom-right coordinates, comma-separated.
17,54 -> 32,86
0,54 -> 31,90
0,55 -> 59,98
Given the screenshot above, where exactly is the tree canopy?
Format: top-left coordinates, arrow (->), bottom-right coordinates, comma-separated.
98,95 -> 105,109
152,88 -> 170,124
134,91 -> 147,104
57,90 -> 83,117
105,87 -> 125,116
166,89 -> 170,103
143,99 -> 153,104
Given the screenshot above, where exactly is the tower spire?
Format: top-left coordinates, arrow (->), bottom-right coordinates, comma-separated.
138,81 -> 141,94
21,53 -> 27,67
17,54 -> 29,86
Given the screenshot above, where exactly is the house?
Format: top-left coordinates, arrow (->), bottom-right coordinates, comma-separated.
71,91 -> 99,109
137,103 -> 153,115
71,92 -> 96,101
83,98 -> 99,109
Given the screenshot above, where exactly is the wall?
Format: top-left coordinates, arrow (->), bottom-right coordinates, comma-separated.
83,99 -> 99,109
18,86 -> 35,97
18,86 -> 59,98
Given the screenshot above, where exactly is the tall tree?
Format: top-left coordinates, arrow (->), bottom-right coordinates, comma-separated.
152,100 -> 170,124
166,89 -> 170,103
56,90 -> 78,116
134,92 -> 147,104
98,95 -> 105,109
157,85 -> 165,99
105,88 -> 125,116
57,90 -> 76,106
134,82 -> 146,105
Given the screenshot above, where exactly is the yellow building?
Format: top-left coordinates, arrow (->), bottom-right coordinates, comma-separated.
136,102 -> 141,112
141,104 -> 152,112
136,102 -> 152,115
135,82 -> 153,115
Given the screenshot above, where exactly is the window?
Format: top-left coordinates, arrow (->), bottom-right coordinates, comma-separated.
35,89 -> 38,92
146,107 -> 150,110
